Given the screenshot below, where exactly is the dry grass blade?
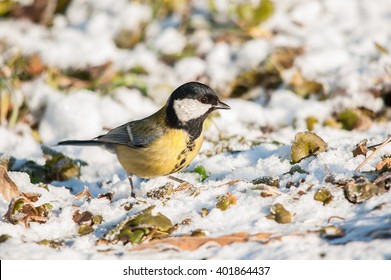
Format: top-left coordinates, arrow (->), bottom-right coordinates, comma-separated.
355,135 -> 391,171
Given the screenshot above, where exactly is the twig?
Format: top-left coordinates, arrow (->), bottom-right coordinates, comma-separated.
355,135 -> 391,172
168,175 -> 187,184
373,171 -> 391,184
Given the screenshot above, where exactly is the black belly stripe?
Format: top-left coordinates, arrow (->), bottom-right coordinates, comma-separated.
169,140 -> 196,174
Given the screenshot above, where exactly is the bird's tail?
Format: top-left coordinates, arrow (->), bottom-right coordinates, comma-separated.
57,140 -> 103,146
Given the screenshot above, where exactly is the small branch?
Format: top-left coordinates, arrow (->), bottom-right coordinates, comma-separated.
355,135 -> 391,172
373,171 -> 391,184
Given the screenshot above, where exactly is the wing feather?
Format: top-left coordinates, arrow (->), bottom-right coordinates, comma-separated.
95,107 -> 166,148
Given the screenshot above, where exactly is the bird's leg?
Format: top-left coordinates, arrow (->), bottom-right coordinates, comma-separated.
128,174 -> 136,198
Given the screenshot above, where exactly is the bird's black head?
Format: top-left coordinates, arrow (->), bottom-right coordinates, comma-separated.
166,82 -> 230,139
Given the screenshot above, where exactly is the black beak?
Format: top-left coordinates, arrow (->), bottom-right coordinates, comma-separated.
215,100 -> 230,110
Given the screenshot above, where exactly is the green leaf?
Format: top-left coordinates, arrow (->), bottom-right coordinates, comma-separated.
12,146 -> 87,183
0,234 -> 11,243
337,108 -> 361,130
236,0 -> 274,28
191,229 -> 206,237
266,203 -> 292,224
37,239 -> 63,249
106,206 -> 173,245
216,193 -> 237,211
194,165 -> 208,182
314,188 -> 333,205
78,224 -> 94,236
305,116 -> 318,131
337,108 -> 371,131
128,206 -> 172,231
291,131 -> 327,163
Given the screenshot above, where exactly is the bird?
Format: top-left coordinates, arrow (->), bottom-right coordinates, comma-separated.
57,82 -> 230,196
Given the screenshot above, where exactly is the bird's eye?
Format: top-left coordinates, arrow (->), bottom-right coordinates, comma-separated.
200,97 -> 208,104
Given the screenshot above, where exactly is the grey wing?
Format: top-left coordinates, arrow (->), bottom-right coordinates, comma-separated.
96,121 -> 163,149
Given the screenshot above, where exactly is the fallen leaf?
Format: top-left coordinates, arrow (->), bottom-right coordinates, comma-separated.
0,165 -> 21,201
75,186 -> 91,200
236,0 -> 274,29
266,203 -> 292,224
291,131 -> 327,163
375,156 -> 391,171
319,226 -> 345,240
344,177 -> 387,203
355,135 -> 391,171
305,116 -> 318,131
4,194 -> 52,227
193,165 -> 208,182
37,239 -> 63,249
105,206 -> 174,245
0,234 -> 11,243
5,196 -> 32,224
314,187 -> 333,205
200,208 -> 209,217
21,192 -> 41,202
216,193 -> 237,211
191,229 -> 206,237
337,108 -> 372,131
352,140 -> 368,157
11,146 -> 87,183
78,224 -> 94,236
131,232 -> 274,251
289,71 -> 324,99
98,192 -> 114,202
73,210 -> 94,225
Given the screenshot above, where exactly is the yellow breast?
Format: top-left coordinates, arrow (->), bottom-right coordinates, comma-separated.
114,129 -> 203,178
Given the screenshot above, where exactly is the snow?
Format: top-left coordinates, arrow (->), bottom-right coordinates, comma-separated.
1,0 -> 391,260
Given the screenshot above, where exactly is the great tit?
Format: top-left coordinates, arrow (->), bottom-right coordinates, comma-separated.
58,82 -> 230,195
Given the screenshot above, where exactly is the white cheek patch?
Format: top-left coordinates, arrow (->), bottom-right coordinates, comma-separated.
173,98 -> 212,122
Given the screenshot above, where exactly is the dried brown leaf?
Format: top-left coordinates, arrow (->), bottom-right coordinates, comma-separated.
355,135 -> 391,171
73,210 -> 94,225
131,232 -> 274,251
375,157 -> 391,171
353,140 -> 368,157
75,186 -> 91,200
98,192 -> 114,202
0,165 -> 21,201
4,195 -> 51,227
21,192 -> 41,202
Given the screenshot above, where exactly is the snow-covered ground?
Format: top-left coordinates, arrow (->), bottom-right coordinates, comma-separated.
0,0 -> 391,259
